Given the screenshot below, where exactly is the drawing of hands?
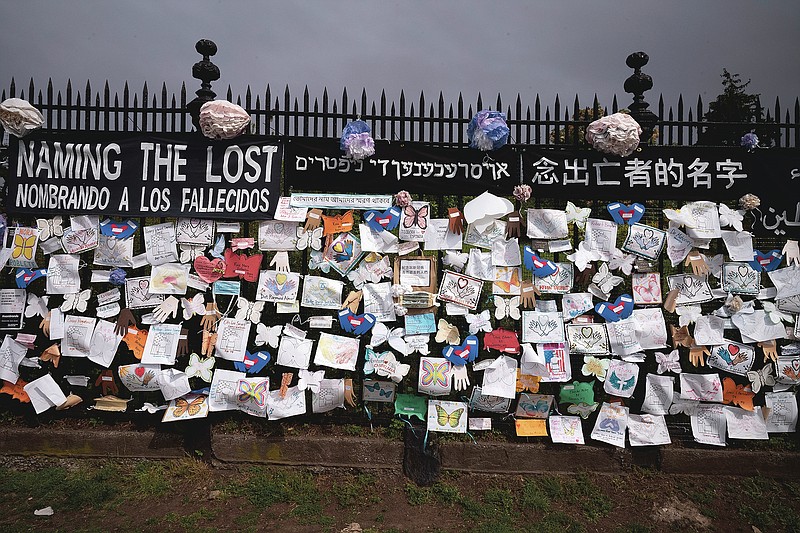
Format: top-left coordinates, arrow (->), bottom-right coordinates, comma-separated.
344,378 -> 357,407
447,207 -> 466,235
758,339 -> 778,363
153,296 -> 179,323
451,364 -> 470,391
689,344 -> 709,367
115,308 -> 137,336
783,240 -> 799,266
304,209 -> 323,231
201,303 -> 221,332
684,250 -> 709,276
520,280 -> 540,309
270,251 -> 291,273
505,211 -> 522,239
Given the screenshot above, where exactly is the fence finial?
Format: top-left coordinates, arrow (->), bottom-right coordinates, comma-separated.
624,51 -> 657,143
187,39 -> 221,132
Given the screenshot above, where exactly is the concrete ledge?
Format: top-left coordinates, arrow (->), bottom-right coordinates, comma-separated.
660,448 -> 800,479
0,427 -> 186,459
211,433 -> 404,468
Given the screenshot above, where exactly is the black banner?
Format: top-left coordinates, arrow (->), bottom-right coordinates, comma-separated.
522,146 -> 800,238
284,138 -> 519,195
7,132 -> 283,220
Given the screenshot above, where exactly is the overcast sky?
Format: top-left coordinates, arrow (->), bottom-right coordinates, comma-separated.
1,1 -> 798,119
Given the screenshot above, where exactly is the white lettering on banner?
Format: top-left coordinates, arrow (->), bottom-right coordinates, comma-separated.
757,201 -> 800,236
17,140 -> 122,181
205,145 -> 278,184
291,155 -> 509,181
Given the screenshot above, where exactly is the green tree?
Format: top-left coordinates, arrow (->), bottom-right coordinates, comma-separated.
696,69 -> 779,147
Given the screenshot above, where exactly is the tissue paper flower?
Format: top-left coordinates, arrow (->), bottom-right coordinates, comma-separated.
395,190 -> 412,207
513,184 -> 532,202
585,112 -> 642,157
467,110 -> 509,151
340,120 -> 375,160
739,193 -> 760,211
741,132 -> 759,151
0,98 -> 44,137
199,100 -> 250,140
109,268 -> 127,286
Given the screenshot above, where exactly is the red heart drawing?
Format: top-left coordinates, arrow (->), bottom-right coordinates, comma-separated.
134,366 -> 145,377
194,256 -> 226,283
728,344 -> 740,356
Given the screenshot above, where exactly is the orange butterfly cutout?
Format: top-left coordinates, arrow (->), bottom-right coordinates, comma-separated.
172,395 -> 206,417
0,380 -> 30,403
494,268 -> 520,294
41,344 -> 61,368
123,327 -> 148,360
516,370 -> 541,393
322,210 -> 354,236
722,377 -> 754,411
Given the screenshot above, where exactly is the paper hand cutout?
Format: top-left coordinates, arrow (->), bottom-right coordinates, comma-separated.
684,250 -> 709,276
269,251 -> 291,273
663,288 -> 681,314
344,378 -> 357,407
304,208 -> 323,231
342,290 -> 363,314
200,303 -> 221,332
153,296 -> 180,322
523,247 -> 558,277
670,325 -> 694,348
95,369 -> 119,396
783,240 -> 799,267
40,312 -> 51,336
520,280 -> 540,309
338,310 -> 377,335
451,364 -> 470,391
505,211 -> 522,239
757,339 -> 778,363
235,350 -> 271,374
689,344 -> 710,367
279,373 -> 292,399
41,343 -> 61,368
177,328 -> 190,356
447,207 -> 466,235
115,308 -> 137,336
201,330 -> 217,357
442,335 -> 480,366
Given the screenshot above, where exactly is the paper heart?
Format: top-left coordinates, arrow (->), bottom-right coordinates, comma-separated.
194,256 -> 226,283
594,294 -> 634,322
100,219 -> 139,239
728,344 -> 739,356
748,249 -> 783,272
523,246 -> 558,277
364,206 -> 401,233
442,335 -> 480,366
607,202 -> 645,225
15,268 -> 47,288
234,350 -> 271,374
338,309 -> 377,335
275,273 -> 287,285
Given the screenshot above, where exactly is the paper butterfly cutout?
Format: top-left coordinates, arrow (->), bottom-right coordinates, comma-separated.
338,309 -> 377,335
494,295 -> 521,321
15,268 -> 47,288
298,369 -> 325,393
762,301 -> 793,325
567,241 -> 601,271
179,244 -> 205,263
347,255 -> 392,287
237,379 -> 268,407
718,204 -> 744,232
421,359 -> 450,387
223,249 -> 262,282
442,250 -> 468,271
703,253 -> 724,279
369,323 -> 409,356
746,365 -> 776,394
465,309 -> 493,334
567,402 -> 599,419
594,294 -> 633,322
185,353 -> 215,382
663,207 -> 696,228
565,201 -> 591,229
209,235 -> 226,260
308,250 -> 331,273
608,248 -> 635,276
296,226 -> 324,251
434,404 -> 464,428
722,377 -> 754,411
442,335 -> 479,366
523,246 -> 558,277
255,324 -> 283,348
181,293 -> 206,320
25,293 -> 49,319
607,202 -> 645,225
589,263 -> 623,299
435,319 -> 460,345
364,206 -> 402,232
748,249 -> 783,272
37,216 -> 64,241
655,349 -> 682,374
234,350 -> 272,374
364,348 -> 410,382
676,305 -> 702,326
100,219 -> 138,239
61,289 -> 91,313
172,395 -> 206,417
403,204 -> 429,230
235,297 -> 265,323
12,233 -> 37,261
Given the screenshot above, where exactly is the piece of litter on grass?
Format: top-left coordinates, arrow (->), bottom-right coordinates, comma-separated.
34,507 -> 54,516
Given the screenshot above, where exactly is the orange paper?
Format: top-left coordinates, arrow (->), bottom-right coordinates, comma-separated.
722,377 -> 754,411
515,419 -> 548,437
322,211 -> 354,236
0,379 -> 30,403
123,326 -> 148,360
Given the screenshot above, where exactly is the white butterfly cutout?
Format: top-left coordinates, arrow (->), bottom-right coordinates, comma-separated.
654,349 -> 682,374
718,204 -> 744,232
369,323 -> 409,356
494,295 -> 521,321
466,309 -> 493,335
235,297 -> 265,323
181,293 -> 207,320
298,369 -> 325,393
404,334 -> 431,355
746,365 -> 776,394
308,250 -> 331,273
565,201 -> 591,229
37,216 -> 64,242
663,206 -> 696,228
567,240 -> 601,271
443,250 -> 469,271
179,244 -> 206,263
185,353 -> 215,383
676,305 -> 702,326
255,323 -> 283,348
702,253 -> 724,279
209,235 -> 226,260
668,394 -> 698,416
762,301 -> 793,325
589,263 -> 623,299
295,226 -> 323,251
25,293 -> 50,318
435,319 -> 460,345
608,248 -> 635,276
60,289 -> 91,313
347,256 -> 391,288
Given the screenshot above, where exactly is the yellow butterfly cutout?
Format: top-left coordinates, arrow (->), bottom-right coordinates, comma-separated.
12,234 -> 36,260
